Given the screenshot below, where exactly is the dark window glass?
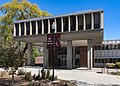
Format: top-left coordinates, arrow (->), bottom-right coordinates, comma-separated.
93,12 -> 100,29
58,47 -> 67,55
63,17 -> 68,32
112,59 -> 116,63
56,18 -> 61,32
86,14 -> 91,30
95,59 -> 97,63
37,20 -> 42,34
118,58 -> 120,62
98,59 -> 101,63
20,22 -> 24,36
26,22 -> 30,35
75,58 -> 80,65
78,15 -> 83,30
31,21 -> 36,35
70,15 -> 76,31
44,19 -> 48,33
15,23 -> 19,36
109,58 -> 112,63
102,59 -> 104,63
118,44 -> 120,49
75,47 -> 80,54
58,59 -> 61,66
50,19 -> 54,33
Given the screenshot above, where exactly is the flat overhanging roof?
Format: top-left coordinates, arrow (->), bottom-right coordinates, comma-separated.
14,9 -> 103,23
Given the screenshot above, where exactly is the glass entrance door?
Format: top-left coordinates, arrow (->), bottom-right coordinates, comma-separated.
61,58 -> 67,67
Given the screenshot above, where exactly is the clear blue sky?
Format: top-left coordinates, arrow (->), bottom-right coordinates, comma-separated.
0,0 -> 120,40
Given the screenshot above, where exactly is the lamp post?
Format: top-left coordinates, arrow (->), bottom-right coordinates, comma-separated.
52,22 -> 56,81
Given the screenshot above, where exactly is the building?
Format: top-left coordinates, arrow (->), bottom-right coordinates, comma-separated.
13,9 -> 104,69
94,40 -> 120,67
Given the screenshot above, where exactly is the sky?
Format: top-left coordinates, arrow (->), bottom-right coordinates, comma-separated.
0,0 -> 120,40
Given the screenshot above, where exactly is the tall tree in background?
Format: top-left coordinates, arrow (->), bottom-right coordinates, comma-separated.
0,0 -> 50,84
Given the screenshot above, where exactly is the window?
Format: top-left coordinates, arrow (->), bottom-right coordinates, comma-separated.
20,22 -> 24,36
37,20 -> 42,34
95,59 -> 97,63
75,47 -> 80,54
15,23 -> 19,36
63,17 -> 68,32
70,15 -> 76,31
31,21 -> 36,35
93,12 -> 100,29
59,47 -> 67,55
98,59 -> 101,63
43,19 -> 48,33
86,14 -> 91,30
56,18 -> 61,32
78,15 -> 83,30
75,58 -> 80,66
26,22 -> 30,35
58,59 -> 61,66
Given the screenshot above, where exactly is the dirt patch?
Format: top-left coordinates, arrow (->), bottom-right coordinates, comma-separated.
0,75 -> 76,86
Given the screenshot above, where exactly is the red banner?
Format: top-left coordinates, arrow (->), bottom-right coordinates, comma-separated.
47,33 -> 61,48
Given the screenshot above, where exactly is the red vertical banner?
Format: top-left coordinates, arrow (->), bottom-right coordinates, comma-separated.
55,33 -> 61,48
47,34 -> 53,48
47,33 -> 61,49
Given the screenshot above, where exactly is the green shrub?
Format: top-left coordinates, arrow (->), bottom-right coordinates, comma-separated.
115,62 -> 120,69
105,63 -> 115,68
24,71 -> 31,80
49,75 -> 57,81
17,69 -> 25,75
116,71 -> 120,76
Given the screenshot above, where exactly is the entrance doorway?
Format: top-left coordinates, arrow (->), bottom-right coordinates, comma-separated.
61,58 -> 67,67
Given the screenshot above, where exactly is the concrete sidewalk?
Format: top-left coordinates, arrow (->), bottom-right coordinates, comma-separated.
19,67 -> 120,85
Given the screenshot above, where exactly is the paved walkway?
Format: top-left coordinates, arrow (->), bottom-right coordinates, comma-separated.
19,67 -> 120,85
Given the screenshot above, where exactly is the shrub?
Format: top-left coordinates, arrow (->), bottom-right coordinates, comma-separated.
49,75 -> 57,81
24,72 -> 31,80
17,69 -> 25,75
105,63 -> 115,68
116,71 -> 120,76
115,62 -> 120,69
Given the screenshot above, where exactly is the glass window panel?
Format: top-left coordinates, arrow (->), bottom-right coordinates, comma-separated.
86,14 -> 91,30
93,12 -> 100,29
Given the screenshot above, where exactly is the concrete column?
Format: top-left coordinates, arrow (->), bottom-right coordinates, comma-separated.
54,18 -> 57,33
76,15 -> 78,31
19,23 -> 21,36
68,16 -> 71,32
30,22 -> 32,35
100,11 -> 104,29
42,20 -> 44,34
48,19 -> 50,33
83,14 -> 86,30
87,39 -> 93,69
36,21 -> 38,34
73,46 -> 75,67
67,40 -> 72,69
27,44 -> 33,66
24,22 -> 27,35
14,24 -> 16,36
61,17 -> 63,32
43,42 -> 49,68
91,13 -> 94,30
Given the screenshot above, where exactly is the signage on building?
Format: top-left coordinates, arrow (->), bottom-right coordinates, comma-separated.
47,33 -> 61,48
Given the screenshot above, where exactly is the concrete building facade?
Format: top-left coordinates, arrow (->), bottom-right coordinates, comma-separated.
13,10 -> 104,69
